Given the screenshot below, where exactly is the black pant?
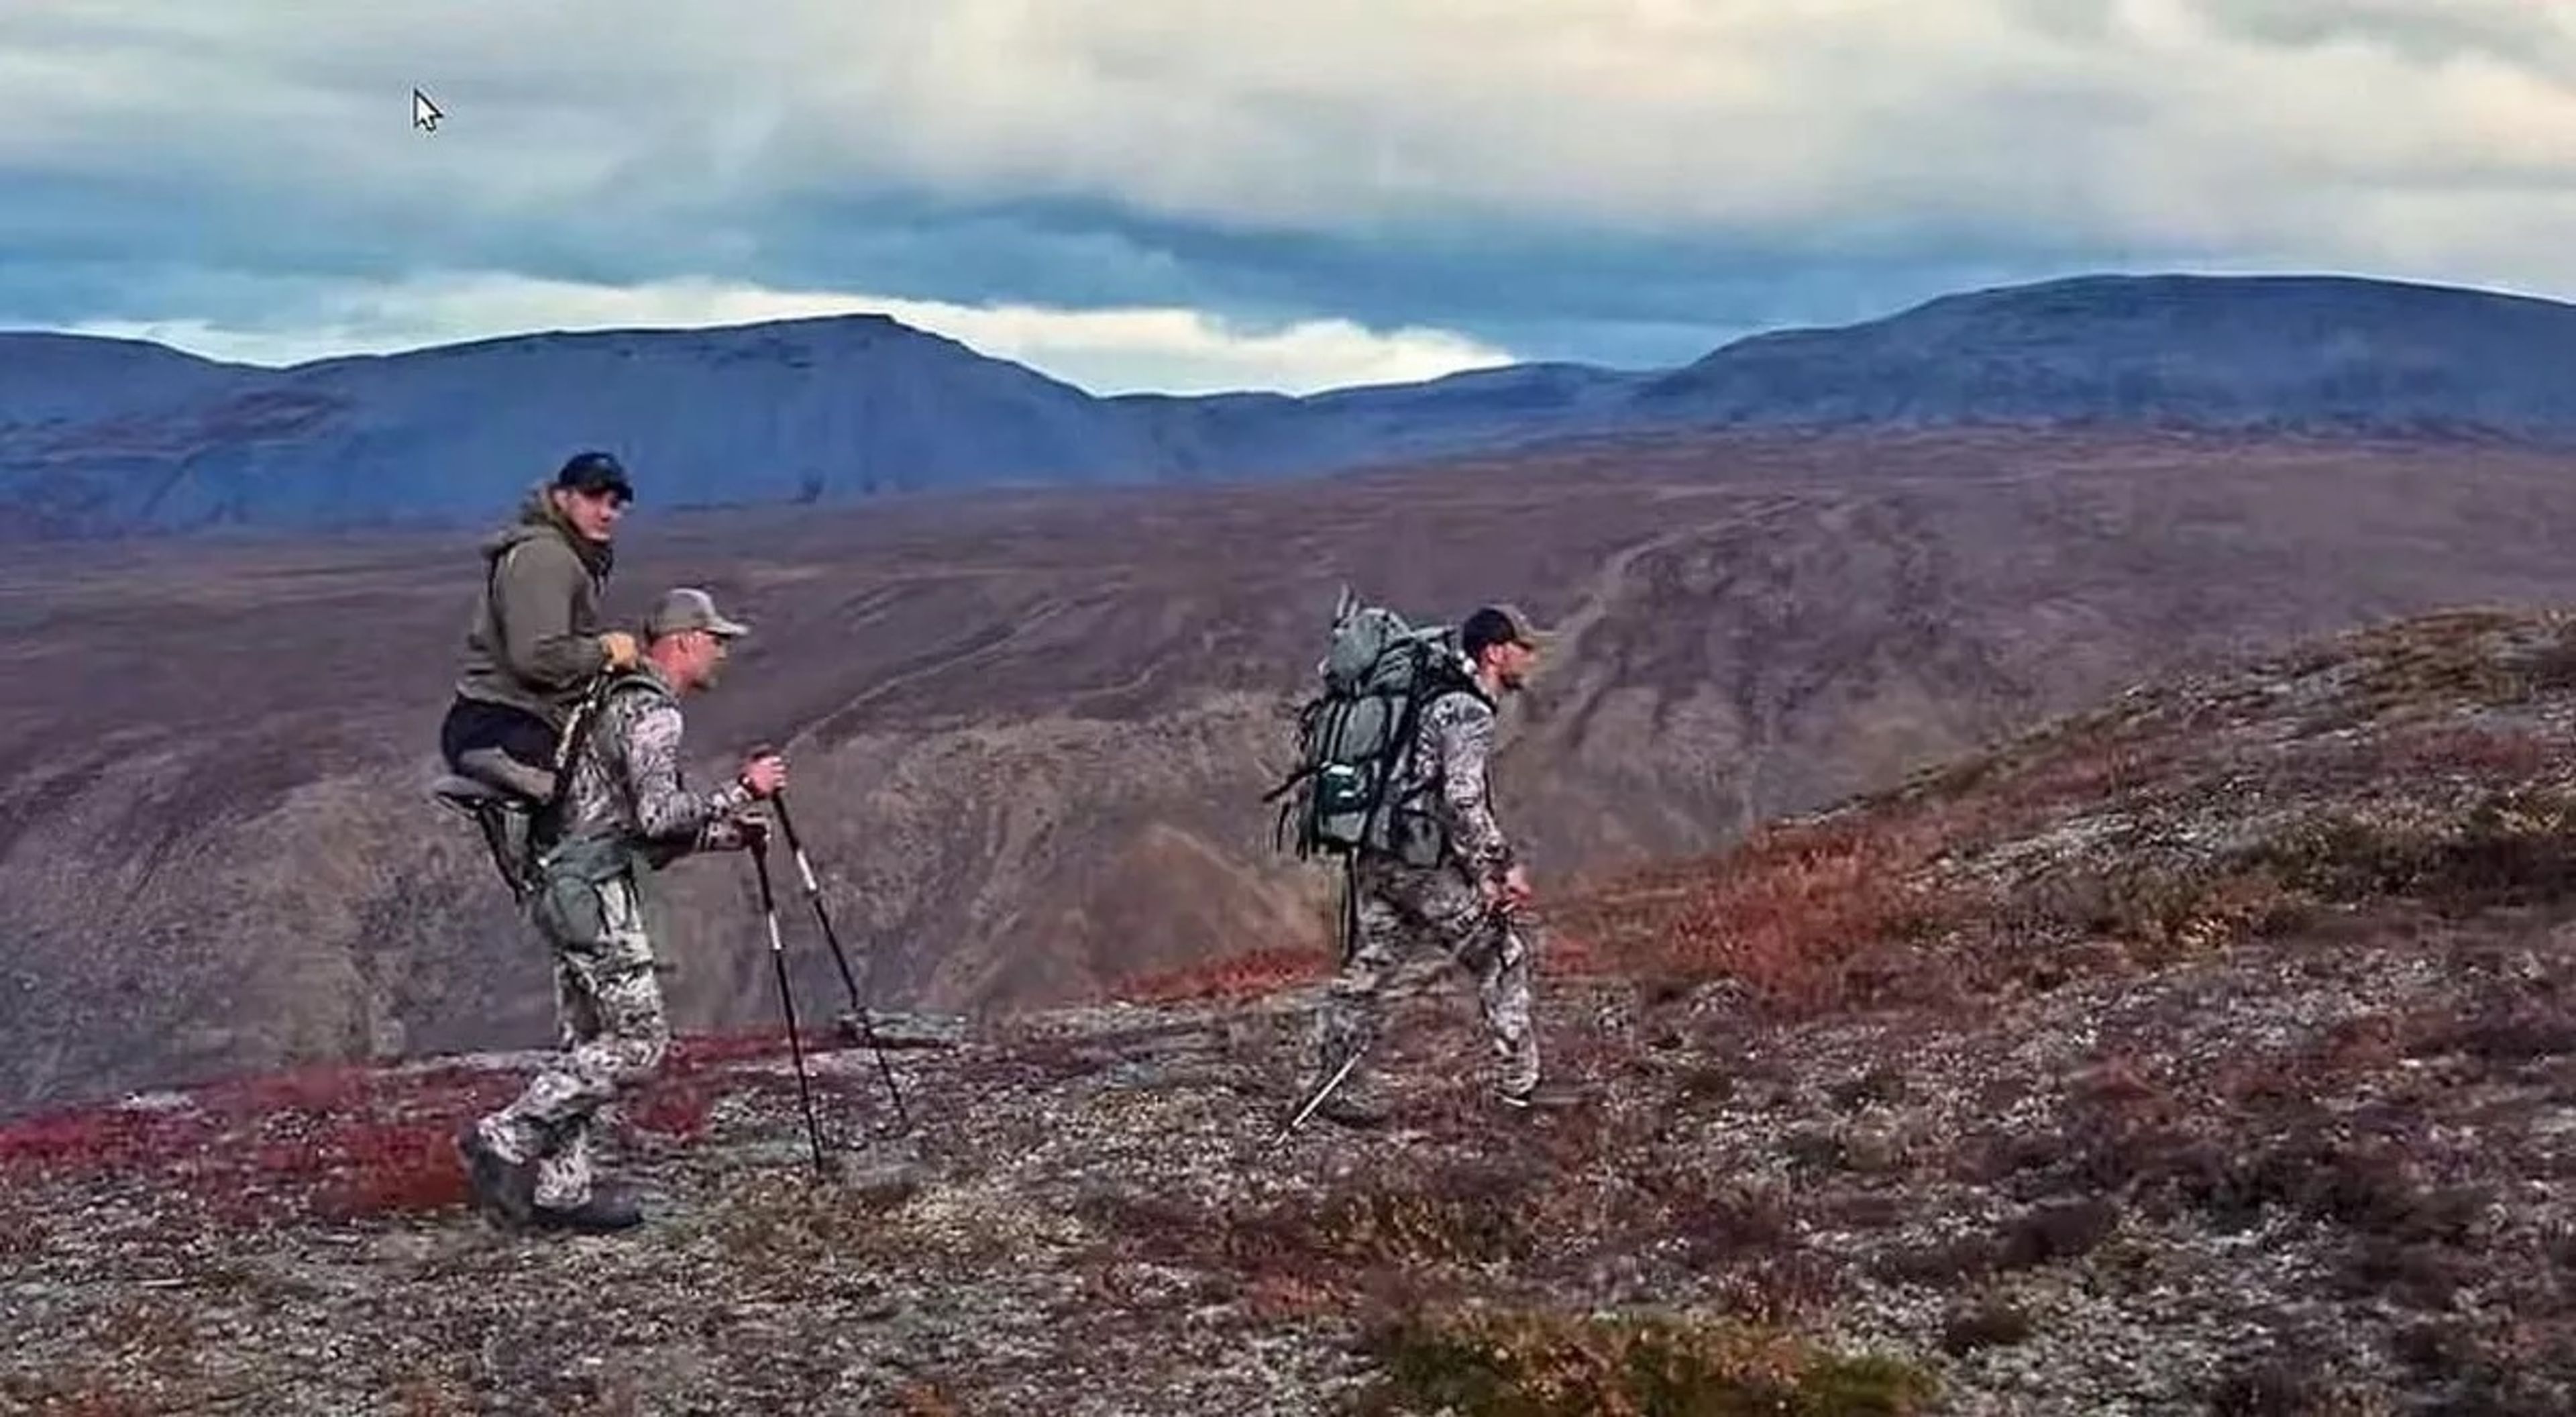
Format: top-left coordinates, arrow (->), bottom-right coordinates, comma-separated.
440,695 -> 559,772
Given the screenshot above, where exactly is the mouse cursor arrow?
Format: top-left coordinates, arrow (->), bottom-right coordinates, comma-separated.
411,88 -> 443,132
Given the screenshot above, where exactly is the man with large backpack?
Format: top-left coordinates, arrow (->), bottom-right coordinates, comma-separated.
455,586 -> 785,1233
1273,597 -> 1568,1129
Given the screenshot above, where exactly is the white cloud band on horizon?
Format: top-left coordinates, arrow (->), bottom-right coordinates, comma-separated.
49,272 -> 1520,396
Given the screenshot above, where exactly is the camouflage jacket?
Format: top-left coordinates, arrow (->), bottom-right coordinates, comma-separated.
549,666 -> 756,870
1393,682 -> 1514,879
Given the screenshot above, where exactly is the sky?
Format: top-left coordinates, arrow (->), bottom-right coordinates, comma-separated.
3,1 -> 2573,395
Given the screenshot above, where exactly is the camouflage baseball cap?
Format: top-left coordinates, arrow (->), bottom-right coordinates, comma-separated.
646,586 -> 749,639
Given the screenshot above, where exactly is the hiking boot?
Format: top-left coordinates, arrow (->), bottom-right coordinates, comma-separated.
533,1185 -> 645,1234
455,1119 -> 537,1226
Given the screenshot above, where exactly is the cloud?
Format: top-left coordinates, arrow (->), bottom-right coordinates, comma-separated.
2184,0 -> 2572,66
4,1 -> 2576,388
582,1 -> 2576,263
52,271 -> 1516,395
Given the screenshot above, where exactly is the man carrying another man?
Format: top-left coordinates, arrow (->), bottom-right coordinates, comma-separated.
455,586 -> 785,1233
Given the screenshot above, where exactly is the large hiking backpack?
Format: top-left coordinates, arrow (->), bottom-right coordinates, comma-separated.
1266,587 -> 1474,863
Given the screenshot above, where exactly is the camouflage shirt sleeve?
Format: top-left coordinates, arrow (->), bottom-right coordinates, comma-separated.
1428,691 -> 1513,878
616,697 -> 755,852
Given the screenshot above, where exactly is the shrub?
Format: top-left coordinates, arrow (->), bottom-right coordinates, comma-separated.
1244,1163 -> 1540,1273
2247,790 -> 2576,914
1997,1198 -> 2120,1269
303,1118 -> 474,1222
1083,1158 -> 1547,1287
1356,1307 -> 1939,1416
2205,1353 -> 2356,1416
0,1106 -> 207,1179
706,1169 -> 919,1269
1939,1297 -> 2034,1356
665,1030 -> 800,1069
1575,816 -> 1965,1015
191,1062 -> 384,1118
627,1082 -> 716,1142
0,1063 -> 527,1225
1112,945 -> 1326,1004
0,1373 -> 160,1415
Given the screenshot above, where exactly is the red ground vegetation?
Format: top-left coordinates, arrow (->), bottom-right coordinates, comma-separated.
1560,812 -> 1967,1014
1113,945 -> 1330,1004
0,1029 -> 814,1225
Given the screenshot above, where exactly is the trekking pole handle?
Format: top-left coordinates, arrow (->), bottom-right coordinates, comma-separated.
755,766 -> 820,891
743,747 -> 789,810
743,744 -> 821,892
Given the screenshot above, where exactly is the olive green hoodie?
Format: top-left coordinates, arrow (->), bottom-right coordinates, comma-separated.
452,484 -> 615,729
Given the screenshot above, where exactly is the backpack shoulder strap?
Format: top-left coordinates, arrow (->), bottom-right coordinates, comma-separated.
547,668 -> 667,788
1417,648 -> 1490,707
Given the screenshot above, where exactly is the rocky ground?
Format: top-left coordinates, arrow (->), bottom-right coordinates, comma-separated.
7,607 -> 2576,1414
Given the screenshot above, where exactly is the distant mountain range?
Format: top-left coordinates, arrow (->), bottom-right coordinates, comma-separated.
5,272 -> 2575,537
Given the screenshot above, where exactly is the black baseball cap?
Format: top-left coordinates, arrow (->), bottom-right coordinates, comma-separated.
554,450 -> 633,501
1461,602 -> 1551,655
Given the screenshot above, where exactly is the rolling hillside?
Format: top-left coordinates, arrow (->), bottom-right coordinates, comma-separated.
3,603 -> 2570,1412
7,426 -> 2576,1112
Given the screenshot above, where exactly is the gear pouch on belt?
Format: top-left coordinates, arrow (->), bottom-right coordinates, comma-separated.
529,833 -> 635,951
1381,794 -> 1448,869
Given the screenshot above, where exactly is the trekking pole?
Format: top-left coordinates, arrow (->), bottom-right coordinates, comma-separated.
1270,1044 -> 1366,1149
749,835 -> 831,1177
752,776 -> 867,1013
1269,855 -> 1375,1149
764,782 -> 912,1133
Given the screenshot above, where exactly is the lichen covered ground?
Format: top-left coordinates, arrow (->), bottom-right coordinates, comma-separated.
9,609 -> 2576,1414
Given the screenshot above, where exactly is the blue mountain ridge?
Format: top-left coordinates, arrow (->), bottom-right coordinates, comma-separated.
5,272 -> 2573,538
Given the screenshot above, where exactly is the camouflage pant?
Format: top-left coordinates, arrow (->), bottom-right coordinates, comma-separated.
479,872 -> 669,1208
1311,854 -> 1540,1098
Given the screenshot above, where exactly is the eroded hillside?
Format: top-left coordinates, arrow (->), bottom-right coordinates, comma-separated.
11,429 -> 2576,1114
3,607 -> 2571,1413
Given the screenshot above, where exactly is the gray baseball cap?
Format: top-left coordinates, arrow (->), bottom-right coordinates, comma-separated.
646,586 -> 749,639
